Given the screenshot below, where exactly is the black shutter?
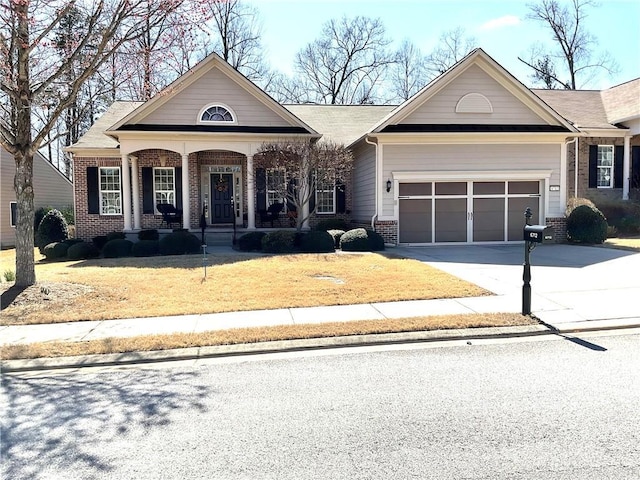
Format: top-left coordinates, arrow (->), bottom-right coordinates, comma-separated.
588,145 -> 598,188
175,167 -> 182,209
256,168 -> 266,211
142,167 -> 154,214
87,167 -> 99,214
10,202 -> 17,227
632,146 -> 640,189
614,146 -> 624,188
336,181 -> 346,213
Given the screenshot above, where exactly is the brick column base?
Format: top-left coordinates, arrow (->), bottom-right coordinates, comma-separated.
546,217 -> 567,243
374,220 -> 398,245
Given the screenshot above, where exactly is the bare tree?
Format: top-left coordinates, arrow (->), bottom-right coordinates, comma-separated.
205,0 -> 270,84
390,39 -> 430,102
292,16 -> 395,104
254,140 -> 353,231
426,27 -> 477,78
0,0 -> 185,286
519,0 -> 618,89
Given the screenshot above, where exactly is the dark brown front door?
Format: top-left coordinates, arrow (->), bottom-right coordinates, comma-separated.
211,174 -> 234,224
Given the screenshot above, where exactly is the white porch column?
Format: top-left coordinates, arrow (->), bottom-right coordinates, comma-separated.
181,153 -> 191,229
302,179 -> 310,230
623,135 -> 631,200
121,154 -> 132,231
247,155 -> 256,229
130,156 -> 141,229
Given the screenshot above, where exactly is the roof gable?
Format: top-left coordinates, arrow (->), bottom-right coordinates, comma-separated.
109,52 -> 317,135
371,49 -> 576,134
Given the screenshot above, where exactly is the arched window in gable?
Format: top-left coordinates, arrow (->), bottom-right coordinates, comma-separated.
199,104 -> 235,123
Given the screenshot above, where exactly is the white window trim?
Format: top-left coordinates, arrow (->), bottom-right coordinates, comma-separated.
9,201 -> 17,227
596,145 -> 614,189
197,103 -> 238,124
99,167 -> 122,216
315,182 -> 336,214
266,168 -> 287,208
153,167 -> 176,213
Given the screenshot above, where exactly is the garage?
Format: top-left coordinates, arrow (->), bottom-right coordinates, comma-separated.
398,180 -> 541,244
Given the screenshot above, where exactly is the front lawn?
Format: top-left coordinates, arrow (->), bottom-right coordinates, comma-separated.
1,249 -> 490,325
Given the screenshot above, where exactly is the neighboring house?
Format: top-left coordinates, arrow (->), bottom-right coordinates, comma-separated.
67,49 -> 638,246
1,147 -> 74,248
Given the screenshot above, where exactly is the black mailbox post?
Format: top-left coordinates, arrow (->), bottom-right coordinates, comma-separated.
522,208 -> 554,315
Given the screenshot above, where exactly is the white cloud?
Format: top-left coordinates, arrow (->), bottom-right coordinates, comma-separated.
479,15 -> 521,31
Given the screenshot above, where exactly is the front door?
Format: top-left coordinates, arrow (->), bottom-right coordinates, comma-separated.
211,174 -> 234,224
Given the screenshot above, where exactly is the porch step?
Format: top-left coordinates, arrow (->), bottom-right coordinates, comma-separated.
204,231 -> 234,246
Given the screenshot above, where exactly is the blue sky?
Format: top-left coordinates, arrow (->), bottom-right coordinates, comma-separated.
249,0 -> 639,89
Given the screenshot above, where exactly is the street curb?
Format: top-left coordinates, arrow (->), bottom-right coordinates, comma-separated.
1,324 -> 551,373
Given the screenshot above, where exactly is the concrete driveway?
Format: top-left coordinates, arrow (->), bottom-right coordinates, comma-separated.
393,244 -> 640,325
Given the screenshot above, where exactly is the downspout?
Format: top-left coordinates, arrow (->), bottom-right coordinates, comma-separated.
365,136 -> 379,230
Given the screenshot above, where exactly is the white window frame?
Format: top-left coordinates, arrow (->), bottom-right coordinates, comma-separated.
266,168 -> 286,208
153,167 -> 176,213
9,201 -> 17,227
198,103 -> 237,124
315,177 -> 336,214
99,167 -> 122,215
597,145 -> 614,188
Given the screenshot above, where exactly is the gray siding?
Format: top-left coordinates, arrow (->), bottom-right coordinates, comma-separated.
1,148 -> 73,248
144,67 -> 292,127
351,141 -> 377,223
382,143 -> 562,217
402,65 -> 546,125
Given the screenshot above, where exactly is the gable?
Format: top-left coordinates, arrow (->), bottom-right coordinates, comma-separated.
141,66 -> 292,127
401,64 -> 546,125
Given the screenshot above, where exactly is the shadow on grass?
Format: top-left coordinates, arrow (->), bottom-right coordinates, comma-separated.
1,369 -> 211,480
1,285 -> 27,311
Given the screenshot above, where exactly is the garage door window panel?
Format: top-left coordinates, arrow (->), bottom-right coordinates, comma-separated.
399,199 -> 432,243
473,198 -> 505,242
435,198 -> 467,242
399,183 -> 432,196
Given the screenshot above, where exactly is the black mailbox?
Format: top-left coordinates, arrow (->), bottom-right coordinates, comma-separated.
524,225 -> 555,243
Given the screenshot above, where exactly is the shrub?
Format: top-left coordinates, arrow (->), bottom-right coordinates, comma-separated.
327,229 -> 345,248
567,205 -> 608,244
35,209 -> 69,253
138,229 -> 159,241
237,231 -> 267,251
597,201 -> 640,235
340,228 -> 385,252
67,241 -> 100,260
63,238 -> 84,247
159,231 -> 201,255
58,205 -> 75,225
132,240 -> 160,257
565,197 -> 596,216
261,230 -> 297,253
92,235 -> 108,250
106,231 -> 126,242
299,231 -> 335,253
43,242 -> 70,260
34,206 -> 51,235
315,218 -> 348,231
3,269 -> 16,282
102,239 -> 134,258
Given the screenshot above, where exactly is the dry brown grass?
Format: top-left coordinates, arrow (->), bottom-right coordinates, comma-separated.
0,249 -> 489,325
1,313 -> 534,360
604,236 -> 640,252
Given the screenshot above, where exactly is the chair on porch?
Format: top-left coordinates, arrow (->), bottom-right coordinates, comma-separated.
259,202 -> 284,227
157,203 -> 183,228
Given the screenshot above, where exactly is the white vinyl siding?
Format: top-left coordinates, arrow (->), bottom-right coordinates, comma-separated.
596,145 -> 614,188
144,67 -> 292,127
382,143 -> 561,217
401,64 -> 547,125
351,141 -> 377,222
100,167 -> 122,215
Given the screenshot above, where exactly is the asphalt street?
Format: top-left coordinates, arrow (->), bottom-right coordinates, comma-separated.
2,330 -> 639,480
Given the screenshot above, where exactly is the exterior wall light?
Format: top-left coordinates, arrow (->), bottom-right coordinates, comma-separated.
386,179 -> 392,192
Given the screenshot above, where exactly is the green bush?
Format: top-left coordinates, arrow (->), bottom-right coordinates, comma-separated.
92,235 -> 108,250
327,229 -> 345,248
597,201 -> 640,235
138,229 -> 159,241
58,205 -> 75,225
43,242 -> 70,260
34,207 -> 51,235
35,209 -> 69,253
67,241 -> 100,260
3,269 -> 15,282
315,218 -> 348,231
102,239 -> 134,258
132,240 -> 160,257
237,231 -> 267,251
261,230 -> 297,253
63,238 -> 84,247
566,197 -> 596,216
106,231 -> 126,242
567,205 -> 608,244
299,231 -> 335,253
159,231 -> 201,255
340,228 -> 385,252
